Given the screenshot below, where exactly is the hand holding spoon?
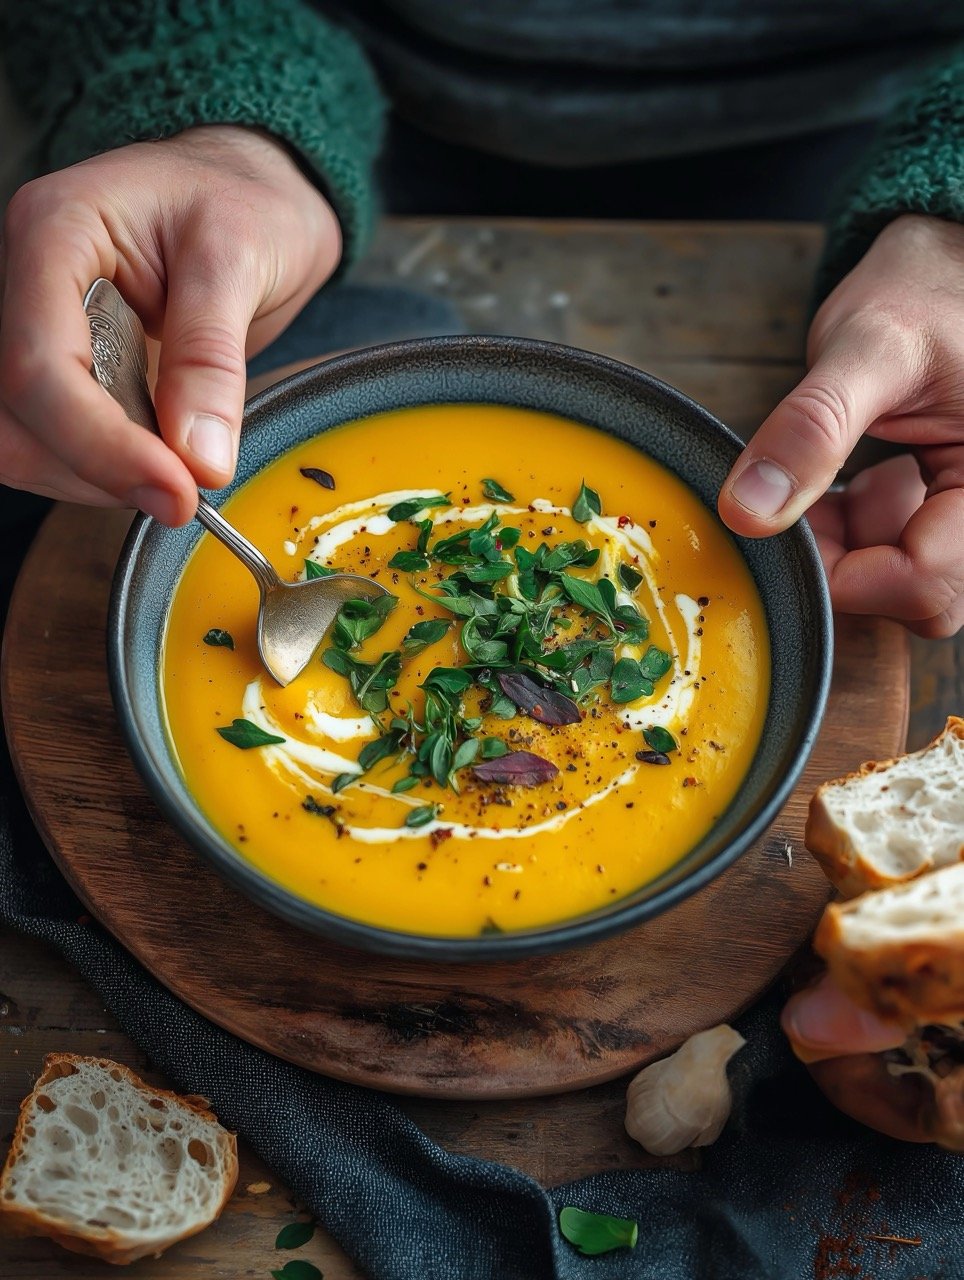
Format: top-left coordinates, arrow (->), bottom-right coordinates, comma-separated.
83,277 -> 393,687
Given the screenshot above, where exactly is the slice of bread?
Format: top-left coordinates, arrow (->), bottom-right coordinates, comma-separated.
814,861 -> 964,1029
0,1054 -> 237,1264
806,716 -> 964,897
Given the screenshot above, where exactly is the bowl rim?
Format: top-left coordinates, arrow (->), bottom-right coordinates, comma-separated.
108,333 -> 833,961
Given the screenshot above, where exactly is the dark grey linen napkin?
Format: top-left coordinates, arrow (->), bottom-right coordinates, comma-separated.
1,284 -> 961,1279
1,779 -> 961,1280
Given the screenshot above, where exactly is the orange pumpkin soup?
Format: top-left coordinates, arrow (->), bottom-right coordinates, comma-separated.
162,404 -> 769,936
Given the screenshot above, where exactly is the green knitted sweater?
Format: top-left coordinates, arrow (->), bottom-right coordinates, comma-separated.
1,0 -> 963,289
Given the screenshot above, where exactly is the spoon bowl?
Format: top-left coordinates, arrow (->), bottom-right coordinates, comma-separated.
83,277 -> 392,685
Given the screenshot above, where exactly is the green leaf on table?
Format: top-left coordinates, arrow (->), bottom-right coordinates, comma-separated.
571,481 -> 602,524
558,1206 -> 638,1256
202,628 -> 234,650
216,719 -> 285,749
481,477 -> 515,502
275,1220 -> 316,1249
404,804 -> 438,828
271,1262 -> 323,1280
387,493 -> 450,522
643,725 -> 678,755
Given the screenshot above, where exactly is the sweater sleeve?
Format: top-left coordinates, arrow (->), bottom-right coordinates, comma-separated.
0,0 -> 385,267
817,46 -> 964,299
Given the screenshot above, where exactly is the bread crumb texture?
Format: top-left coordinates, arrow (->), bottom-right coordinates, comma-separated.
815,862 -> 964,1026
0,1054 -> 237,1264
806,716 -> 964,896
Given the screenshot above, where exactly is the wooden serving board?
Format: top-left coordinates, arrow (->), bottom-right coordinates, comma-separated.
2,504 -> 909,1100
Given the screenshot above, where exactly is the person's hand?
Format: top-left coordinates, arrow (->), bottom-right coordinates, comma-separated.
0,125 -> 341,524
781,973 -> 946,1143
718,213 -> 964,638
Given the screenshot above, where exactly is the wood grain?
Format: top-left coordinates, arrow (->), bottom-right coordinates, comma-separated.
2,498 -> 909,1101
2,218 -> 947,1280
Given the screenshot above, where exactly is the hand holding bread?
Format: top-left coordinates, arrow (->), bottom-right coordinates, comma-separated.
786,718 -> 964,1149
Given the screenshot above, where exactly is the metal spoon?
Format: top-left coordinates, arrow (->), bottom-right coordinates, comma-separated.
83,277 -> 392,686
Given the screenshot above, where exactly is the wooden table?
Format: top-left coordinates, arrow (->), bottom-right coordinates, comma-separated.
1,219 -> 960,1279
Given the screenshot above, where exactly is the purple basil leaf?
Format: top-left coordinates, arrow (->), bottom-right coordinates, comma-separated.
496,671 -> 581,726
300,467 -> 336,490
472,751 -> 559,787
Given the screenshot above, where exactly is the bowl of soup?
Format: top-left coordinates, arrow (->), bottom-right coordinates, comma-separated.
108,336 -> 832,959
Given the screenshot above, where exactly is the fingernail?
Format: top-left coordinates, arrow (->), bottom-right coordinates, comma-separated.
129,485 -> 180,525
729,459 -> 795,519
187,413 -> 234,474
783,985 -> 898,1050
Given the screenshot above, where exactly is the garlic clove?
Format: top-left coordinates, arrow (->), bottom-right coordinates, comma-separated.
624,1024 -> 746,1156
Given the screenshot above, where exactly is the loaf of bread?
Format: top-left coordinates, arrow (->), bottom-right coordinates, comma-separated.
805,716 -> 964,898
0,1054 -> 237,1264
814,861 -> 964,1029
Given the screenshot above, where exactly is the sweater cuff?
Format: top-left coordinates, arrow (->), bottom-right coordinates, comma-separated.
43,6 -> 384,269
817,51 -> 964,300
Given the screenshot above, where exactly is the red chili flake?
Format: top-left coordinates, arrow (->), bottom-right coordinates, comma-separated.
683,776 -> 698,788
698,595 -> 710,607
429,828 -> 453,850
617,514 -> 632,528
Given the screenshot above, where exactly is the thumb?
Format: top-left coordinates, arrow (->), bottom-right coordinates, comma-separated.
154,253 -> 255,490
718,324 -> 915,537
781,974 -> 906,1064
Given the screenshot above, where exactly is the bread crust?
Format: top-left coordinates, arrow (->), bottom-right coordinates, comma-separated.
0,1053 -> 238,1264
806,716 -> 964,898
814,900 -> 964,1030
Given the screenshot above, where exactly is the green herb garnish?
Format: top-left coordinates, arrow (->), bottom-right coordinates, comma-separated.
610,657 -> 653,704
400,618 -> 451,656
216,719 -> 285,750
558,1206 -> 638,1256
275,1221 -> 316,1250
322,648 -> 401,716
572,480 -> 602,524
617,563 -> 643,593
202,628 -> 234,650
389,550 -> 430,572
481,477 -> 515,502
330,595 -> 397,652
387,493 -> 450,522
405,804 -> 438,828
304,558 -> 336,579
643,725 -> 678,755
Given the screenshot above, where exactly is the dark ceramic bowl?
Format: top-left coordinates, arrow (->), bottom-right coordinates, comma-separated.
109,336 -> 832,961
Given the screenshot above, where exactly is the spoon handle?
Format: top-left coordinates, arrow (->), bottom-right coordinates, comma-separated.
193,498 -> 279,593
83,277 -> 280,593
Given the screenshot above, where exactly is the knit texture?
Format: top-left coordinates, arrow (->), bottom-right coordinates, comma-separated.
818,46 -> 964,298
0,1 -> 385,266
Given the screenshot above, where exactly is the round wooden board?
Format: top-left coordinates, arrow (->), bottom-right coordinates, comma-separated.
3,505 -> 909,1100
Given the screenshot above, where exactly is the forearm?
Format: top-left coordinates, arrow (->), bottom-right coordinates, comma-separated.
0,0 -> 385,265
817,45 -> 964,298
